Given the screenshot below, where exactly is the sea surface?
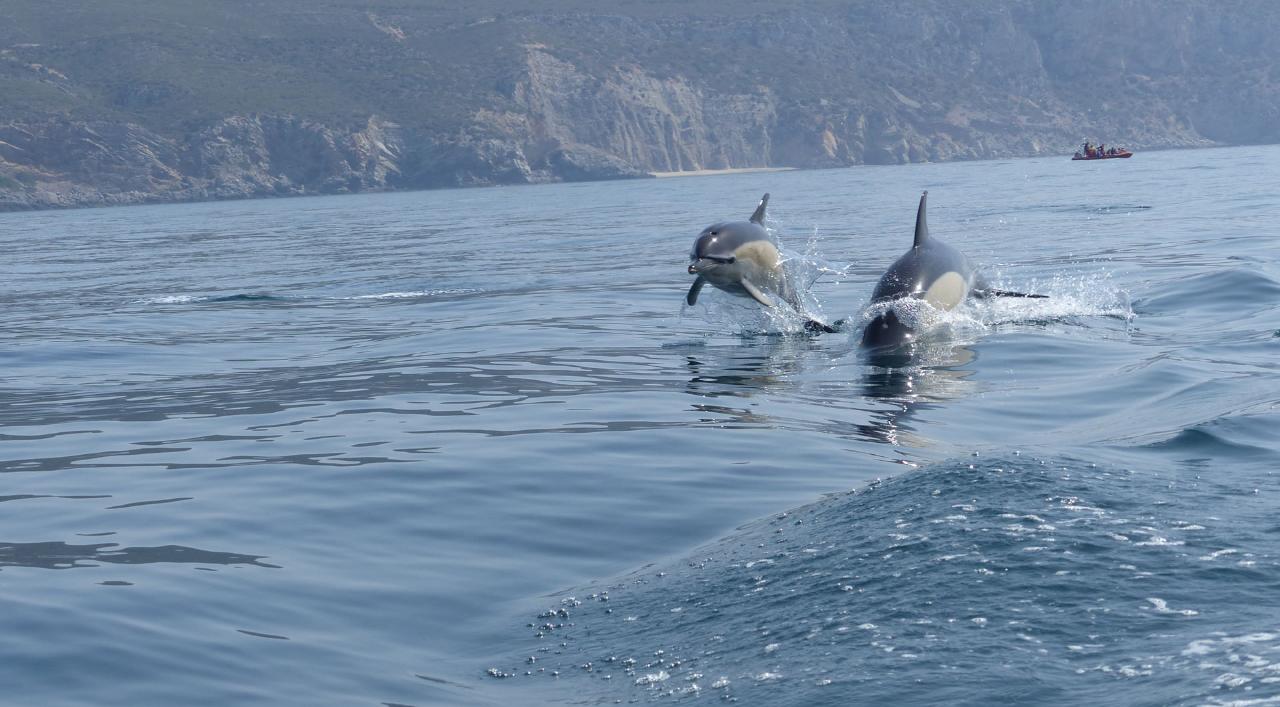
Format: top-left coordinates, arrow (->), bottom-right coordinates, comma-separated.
2,145 -> 1279,706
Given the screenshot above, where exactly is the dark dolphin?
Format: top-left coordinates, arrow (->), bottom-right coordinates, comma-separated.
860,191 -> 1043,349
687,194 -> 836,333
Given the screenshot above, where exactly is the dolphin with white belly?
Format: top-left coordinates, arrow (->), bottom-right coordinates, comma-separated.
687,194 -> 837,333
860,191 -> 1044,349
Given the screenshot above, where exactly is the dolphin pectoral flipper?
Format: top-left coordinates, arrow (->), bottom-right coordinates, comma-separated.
739,278 -> 775,308
686,276 -> 707,306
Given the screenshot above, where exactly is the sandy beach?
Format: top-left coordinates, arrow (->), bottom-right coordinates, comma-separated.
650,166 -> 797,178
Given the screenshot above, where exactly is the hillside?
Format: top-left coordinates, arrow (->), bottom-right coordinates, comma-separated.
2,0 -> 1279,210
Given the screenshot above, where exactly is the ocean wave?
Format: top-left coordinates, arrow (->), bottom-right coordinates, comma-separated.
139,293 -> 287,305
140,294 -> 213,305
1135,268 -> 1280,314
335,288 -> 482,300
140,288 -> 482,306
1135,413 -> 1280,460
495,454 -> 1280,704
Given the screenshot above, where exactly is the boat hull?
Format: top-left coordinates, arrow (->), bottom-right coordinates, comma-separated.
1072,152 -> 1133,160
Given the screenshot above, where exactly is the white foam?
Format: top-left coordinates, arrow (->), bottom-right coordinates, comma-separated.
853,268 -> 1133,345
142,288 -> 480,305
634,670 -> 669,685
339,288 -> 480,300
1135,536 -> 1184,547
141,295 -> 207,304
1183,633 -> 1279,657
1146,597 -> 1199,616
1216,673 -> 1253,688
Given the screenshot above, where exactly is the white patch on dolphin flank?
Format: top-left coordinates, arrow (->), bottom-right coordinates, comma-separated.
923,271 -> 968,310
733,241 -> 783,271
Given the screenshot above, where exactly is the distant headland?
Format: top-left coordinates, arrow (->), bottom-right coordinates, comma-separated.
2,0 -> 1277,211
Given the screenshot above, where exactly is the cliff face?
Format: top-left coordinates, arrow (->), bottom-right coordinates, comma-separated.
508,48 -> 777,173
1,0 -> 1278,211
0,116 -> 408,209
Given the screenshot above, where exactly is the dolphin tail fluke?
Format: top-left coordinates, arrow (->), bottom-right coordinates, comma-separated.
749,193 -> 770,225
686,275 -> 707,305
913,191 -> 929,248
803,318 -> 844,334
740,278 -> 775,308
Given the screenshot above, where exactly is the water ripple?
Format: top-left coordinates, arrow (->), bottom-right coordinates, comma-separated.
498,454 -> 1280,705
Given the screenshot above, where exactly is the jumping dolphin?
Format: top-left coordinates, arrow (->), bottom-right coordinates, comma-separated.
860,191 -> 1044,349
687,194 -> 836,333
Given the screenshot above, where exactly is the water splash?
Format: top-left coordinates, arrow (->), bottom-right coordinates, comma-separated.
974,270 -> 1134,325
678,225 -> 849,337
855,269 -> 1134,346
684,216 -> 1131,342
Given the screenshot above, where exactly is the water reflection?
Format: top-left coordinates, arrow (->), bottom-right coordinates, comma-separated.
682,337 -> 825,397
676,335 -> 981,446
681,337 -> 829,426
0,541 -> 278,570
1,349 -> 680,430
856,343 -> 977,447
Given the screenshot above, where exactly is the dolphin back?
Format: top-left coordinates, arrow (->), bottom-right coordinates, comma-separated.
870,237 -> 976,303
870,191 -> 977,303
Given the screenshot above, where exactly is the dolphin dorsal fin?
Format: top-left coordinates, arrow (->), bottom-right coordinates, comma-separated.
749,193 -> 770,225
913,191 -> 929,248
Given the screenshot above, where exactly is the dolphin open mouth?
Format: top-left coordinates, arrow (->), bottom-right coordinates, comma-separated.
688,255 -> 735,274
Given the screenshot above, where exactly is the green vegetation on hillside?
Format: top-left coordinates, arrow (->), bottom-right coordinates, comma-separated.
3,0 -> 1280,210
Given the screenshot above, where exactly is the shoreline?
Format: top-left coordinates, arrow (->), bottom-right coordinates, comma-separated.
2,145 -> 1253,214
649,167 -> 797,178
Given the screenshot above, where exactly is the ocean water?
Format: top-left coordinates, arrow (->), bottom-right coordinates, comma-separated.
2,145 -> 1278,706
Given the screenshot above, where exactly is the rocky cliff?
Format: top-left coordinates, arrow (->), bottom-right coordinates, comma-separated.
1,0 -> 1278,211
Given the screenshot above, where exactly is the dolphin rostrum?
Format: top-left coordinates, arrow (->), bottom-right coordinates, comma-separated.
860,191 -> 1044,349
687,194 -> 836,333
